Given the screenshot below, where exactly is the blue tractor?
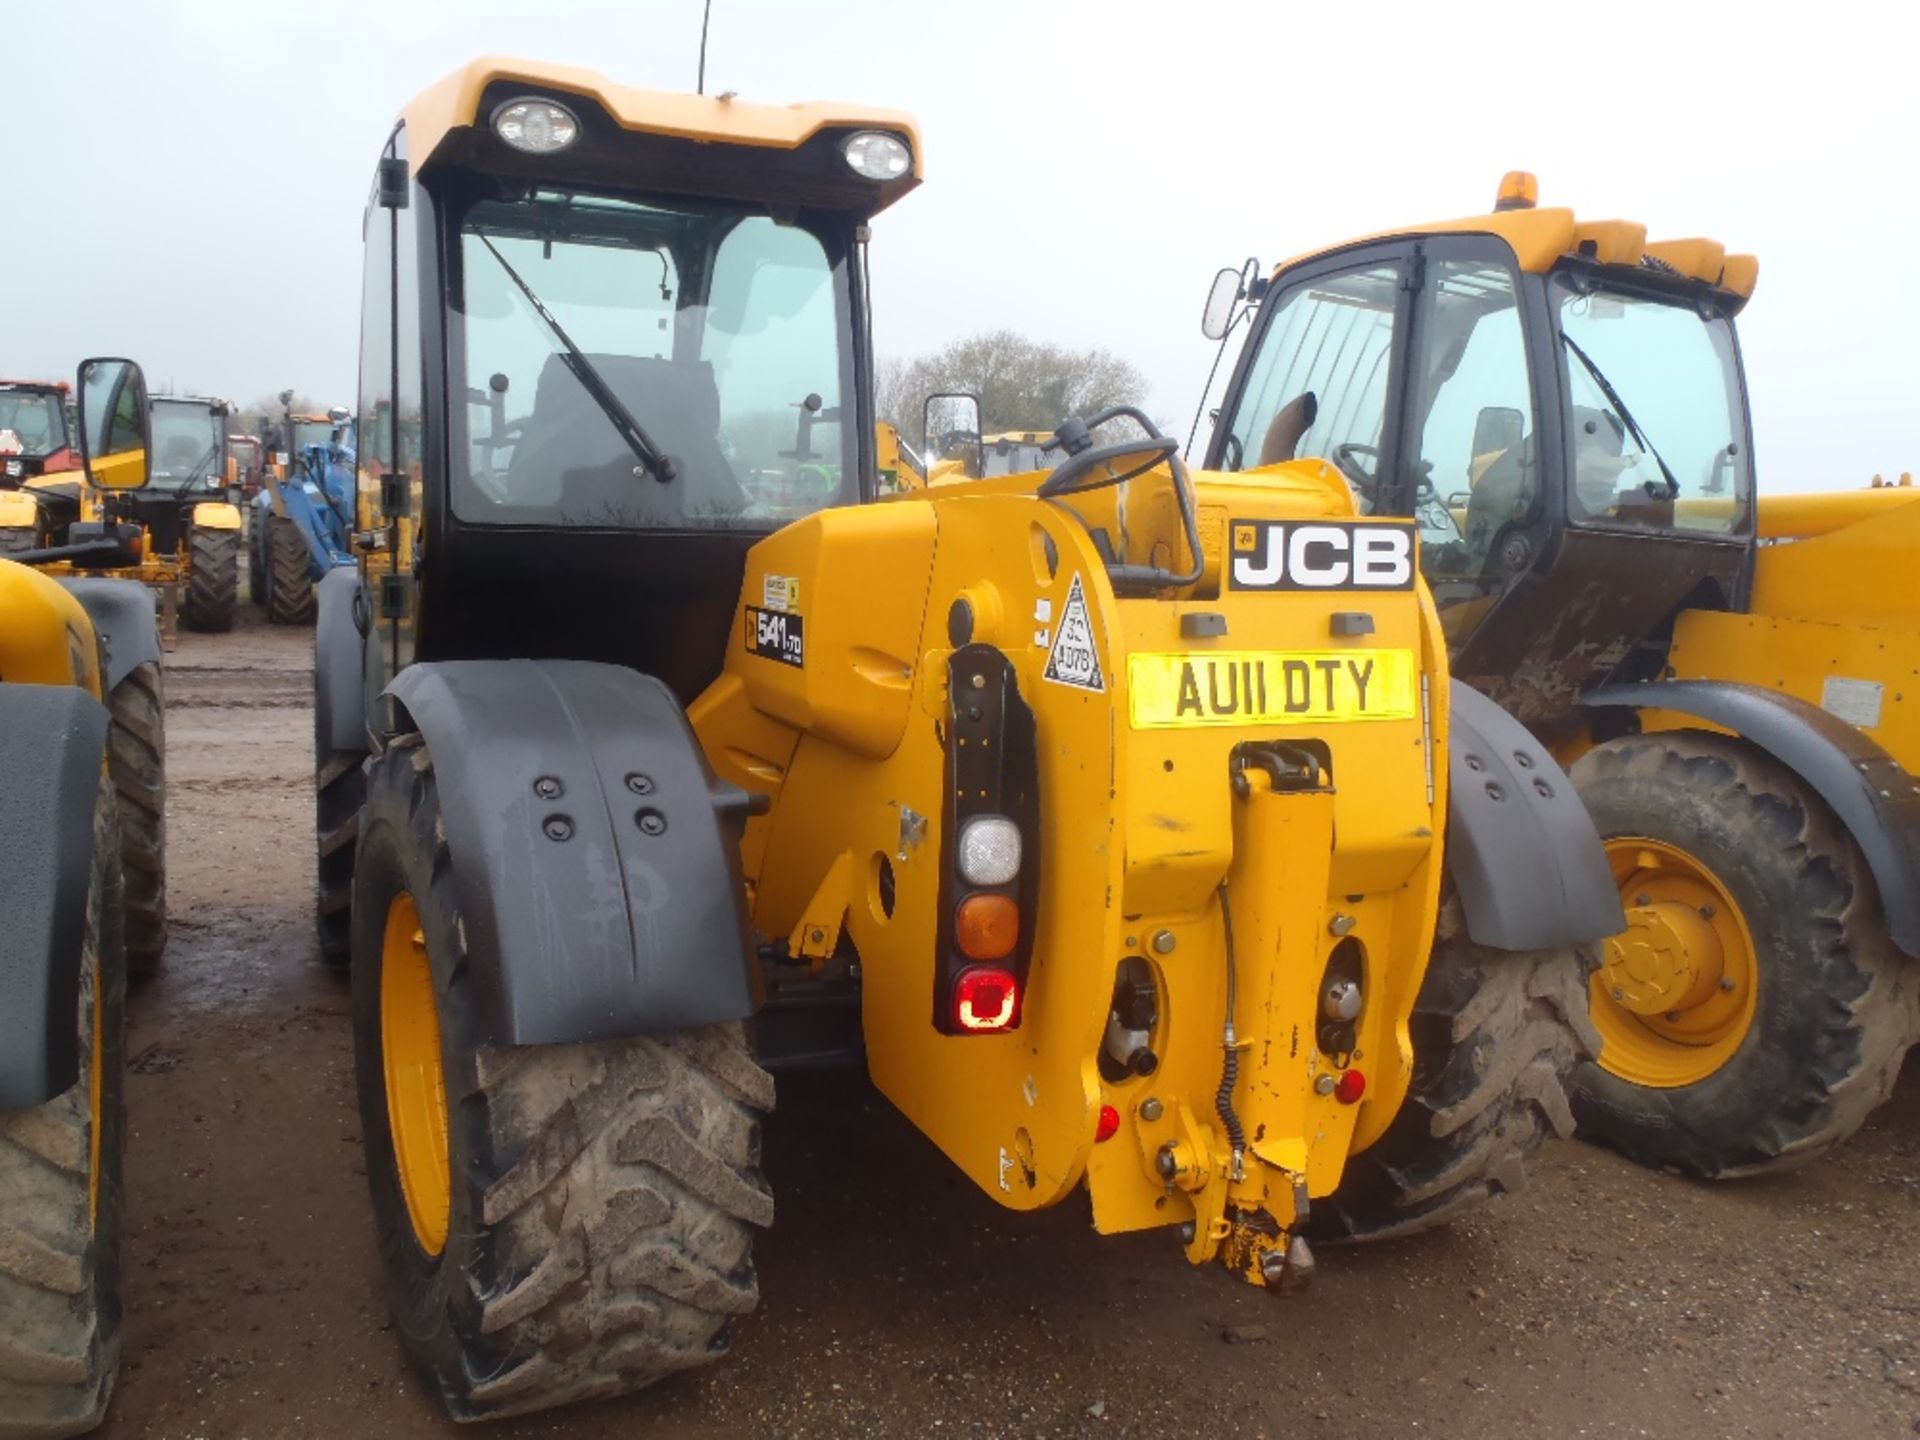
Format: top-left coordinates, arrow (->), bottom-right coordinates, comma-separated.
252,399 -> 356,624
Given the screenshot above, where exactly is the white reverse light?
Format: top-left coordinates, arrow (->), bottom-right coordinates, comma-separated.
842,130 -> 911,181
494,98 -> 580,155
958,816 -> 1022,887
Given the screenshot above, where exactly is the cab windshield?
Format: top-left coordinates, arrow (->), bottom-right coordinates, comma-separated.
293,420 -> 345,452
0,389 -> 69,460
452,187 -> 854,530
149,400 -> 222,491
1553,277 -> 1750,536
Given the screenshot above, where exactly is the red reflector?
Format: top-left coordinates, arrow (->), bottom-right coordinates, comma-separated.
954,966 -> 1020,1032
1094,1104 -> 1120,1143
1335,1069 -> 1367,1104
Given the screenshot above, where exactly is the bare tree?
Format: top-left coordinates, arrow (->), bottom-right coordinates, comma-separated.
878,330 -> 1149,449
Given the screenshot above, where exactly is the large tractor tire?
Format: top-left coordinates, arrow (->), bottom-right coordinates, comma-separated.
1566,732 -> 1919,1178
0,526 -> 38,555
350,738 -> 775,1420
0,775 -> 127,1437
181,526 -> 238,633
105,663 -> 166,977
1307,896 -> 1598,1242
247,520 -> 266,609
314,701 -> 364,970
264,514 -> 316,626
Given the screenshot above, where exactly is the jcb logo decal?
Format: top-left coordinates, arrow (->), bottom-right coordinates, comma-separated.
746,606 -> 805,668
1228,520 -> 1415,591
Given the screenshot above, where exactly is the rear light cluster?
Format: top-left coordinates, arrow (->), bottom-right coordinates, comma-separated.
935,645 -> 1039,1036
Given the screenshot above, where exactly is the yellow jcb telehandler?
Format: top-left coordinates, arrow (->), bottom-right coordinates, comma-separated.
310,62 -> 1620,1420
1197,173 -> 1920,1178
14,392 -> 243,643
0,357 -> 160,1436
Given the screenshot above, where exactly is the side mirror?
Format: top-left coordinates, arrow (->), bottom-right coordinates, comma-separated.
1470,405 -> 1524,461
1201,266 -> 1242,341
77,357 -> 150,490
923,392 -> 982,479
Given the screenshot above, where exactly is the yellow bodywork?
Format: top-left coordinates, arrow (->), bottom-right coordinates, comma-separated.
690,459 -> 1450,1278
403,57 -> 921,194
190,501 -> 242,531
0,558 -> 104,697
1276,201 -> 1757,301
1659,482 -> 1920,774
0,489 -> 40,529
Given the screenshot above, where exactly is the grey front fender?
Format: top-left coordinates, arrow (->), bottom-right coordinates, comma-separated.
1446,681 -> 1626,951
0,684 -> 109,1106
314,568 -> 368,755
59,577 -> 159,690
1586,679 -> 1920,956
385,660 -> 762,1046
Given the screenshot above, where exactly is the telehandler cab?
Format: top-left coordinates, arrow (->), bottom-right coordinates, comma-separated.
0,357 -> 159,1437
317,62 -> 1619,1420
1198,173 -> 1920,1178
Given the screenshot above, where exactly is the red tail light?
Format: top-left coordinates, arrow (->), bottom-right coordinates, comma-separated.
954,966 -> 1021,1032
1335,1069 -> 1367,1104
1094,1104 -> 1120,1143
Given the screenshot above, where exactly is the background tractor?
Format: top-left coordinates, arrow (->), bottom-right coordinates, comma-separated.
0,378 -> 81,554
310,61 -> 1619,1421
251,400 -> 355,624
7,391 -> 243,641
1197,174 -> 1920,1178
0,357 -> 161,1436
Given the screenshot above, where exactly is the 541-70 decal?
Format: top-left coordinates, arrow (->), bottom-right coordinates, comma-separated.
1229,519 -> 1415,591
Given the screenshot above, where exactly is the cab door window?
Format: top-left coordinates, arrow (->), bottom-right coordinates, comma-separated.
1404,259 -> 1538,609
1215,262 -> 1401,512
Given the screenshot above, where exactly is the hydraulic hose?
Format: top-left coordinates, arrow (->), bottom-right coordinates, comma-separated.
1215,884 -> 1246,1177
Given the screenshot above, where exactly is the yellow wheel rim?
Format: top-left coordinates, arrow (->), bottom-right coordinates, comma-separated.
381,891 -> 450,1255
1590,837 -> 1759,1089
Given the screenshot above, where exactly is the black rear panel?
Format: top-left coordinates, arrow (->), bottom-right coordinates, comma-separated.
1452,528 -> 1746,732
415,523 -> 755,707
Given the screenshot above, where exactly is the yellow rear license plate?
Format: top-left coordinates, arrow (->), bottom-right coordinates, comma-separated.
1128,650 -> 1417,729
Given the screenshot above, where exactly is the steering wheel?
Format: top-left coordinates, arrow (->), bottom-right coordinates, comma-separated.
1036,434 -> 1179,500
1332,443 -> 1379,488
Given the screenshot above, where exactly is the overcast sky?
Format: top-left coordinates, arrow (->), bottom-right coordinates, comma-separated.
13,0 -> 1914,491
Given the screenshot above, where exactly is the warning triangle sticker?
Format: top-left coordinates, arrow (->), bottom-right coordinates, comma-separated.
1043,573 -> 1104,692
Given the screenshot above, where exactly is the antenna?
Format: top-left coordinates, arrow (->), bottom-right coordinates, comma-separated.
697,0 -> 713,95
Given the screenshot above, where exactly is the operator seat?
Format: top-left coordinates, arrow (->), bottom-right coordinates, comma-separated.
506,354 -> 744,522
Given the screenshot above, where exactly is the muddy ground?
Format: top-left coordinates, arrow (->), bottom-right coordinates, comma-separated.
101,611 -> 1920,1439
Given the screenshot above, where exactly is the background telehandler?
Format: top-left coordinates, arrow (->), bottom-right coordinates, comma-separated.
311,61 -> 1619,1420
0,357 -> 159,1436
1197,174 -> 1920,1177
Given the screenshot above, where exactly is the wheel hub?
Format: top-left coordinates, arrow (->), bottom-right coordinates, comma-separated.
1590,836 -> 1760,1089
1602,898 -> 1723,1016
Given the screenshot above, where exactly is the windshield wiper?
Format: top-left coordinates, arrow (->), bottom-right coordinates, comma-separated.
478,236 -> 677,483
1562,333 -> 1679,499
177,443 -> 218,488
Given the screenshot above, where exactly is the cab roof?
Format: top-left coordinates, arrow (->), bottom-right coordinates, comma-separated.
400,57 -> 922,212
1276,181 -> 1757,305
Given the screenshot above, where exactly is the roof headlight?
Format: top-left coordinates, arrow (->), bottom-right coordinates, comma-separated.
493,98 -> 580,155
842,130 -> 911,182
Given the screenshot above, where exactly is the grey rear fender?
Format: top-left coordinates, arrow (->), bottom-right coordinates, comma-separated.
383,659 -> 763,1046
1585,679 -> 1920,956
1446,680 -> 1626,951
0,683 -> 110,1106
59,577 -> 159,691
315,568 -> 368,754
